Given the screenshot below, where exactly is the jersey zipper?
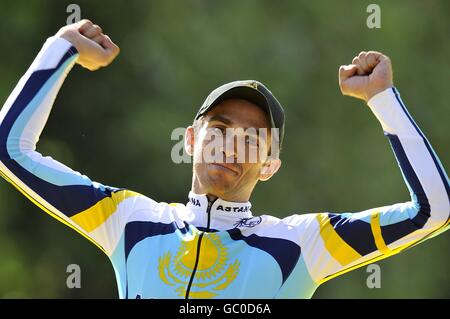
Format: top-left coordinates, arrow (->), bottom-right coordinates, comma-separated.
185,198 -> 216,299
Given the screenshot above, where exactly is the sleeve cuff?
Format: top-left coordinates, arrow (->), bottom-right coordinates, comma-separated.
32,36 -> 79,71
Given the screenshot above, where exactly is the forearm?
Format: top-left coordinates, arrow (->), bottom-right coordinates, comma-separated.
0,36 -> 78,159
368,87 -> 450,232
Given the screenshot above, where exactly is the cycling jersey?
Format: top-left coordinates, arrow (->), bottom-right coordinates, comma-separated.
0,37 -> 448,299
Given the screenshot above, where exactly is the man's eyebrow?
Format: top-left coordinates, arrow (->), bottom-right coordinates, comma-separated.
208,114 -> 233,125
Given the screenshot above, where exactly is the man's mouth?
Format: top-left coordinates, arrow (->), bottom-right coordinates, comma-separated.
208,162 -> 240,175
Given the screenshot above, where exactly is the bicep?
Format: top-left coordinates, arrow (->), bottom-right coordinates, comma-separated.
0,150 -> 140,255
296,201 -> 437,284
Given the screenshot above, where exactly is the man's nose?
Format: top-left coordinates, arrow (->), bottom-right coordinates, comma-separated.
222,132 -> 237,161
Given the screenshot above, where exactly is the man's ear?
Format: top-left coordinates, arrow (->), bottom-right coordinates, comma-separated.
259,158 -> 282,181
184,126 -> 195,156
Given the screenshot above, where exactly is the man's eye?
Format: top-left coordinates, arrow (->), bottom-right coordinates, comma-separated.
211,126 -> 225,134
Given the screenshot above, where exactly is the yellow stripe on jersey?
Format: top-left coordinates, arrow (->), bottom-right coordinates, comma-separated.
71,190 -> 140,232
0,164 -> 106,254
316,213 -> 362,266
370,212 -> 392,255
317,212 -> 428,285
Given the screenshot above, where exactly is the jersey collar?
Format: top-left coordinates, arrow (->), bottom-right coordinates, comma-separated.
187,191 -> 252,218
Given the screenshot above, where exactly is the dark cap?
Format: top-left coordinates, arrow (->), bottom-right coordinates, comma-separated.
195,80 -> 285,151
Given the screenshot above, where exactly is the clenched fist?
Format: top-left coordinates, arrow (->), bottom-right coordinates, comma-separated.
339,51 -> 393,102
55,19 -> 120,71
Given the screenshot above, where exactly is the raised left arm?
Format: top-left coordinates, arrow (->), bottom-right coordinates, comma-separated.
285,51 -> 449,285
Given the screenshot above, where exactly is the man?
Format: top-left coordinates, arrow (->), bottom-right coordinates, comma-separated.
0,20 -> 448,299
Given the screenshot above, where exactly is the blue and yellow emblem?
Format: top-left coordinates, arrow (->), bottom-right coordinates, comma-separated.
159,231 -> 240,298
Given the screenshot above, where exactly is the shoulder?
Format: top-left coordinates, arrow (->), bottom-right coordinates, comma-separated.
257,212 -> 318,228
238,212 -> 317,243
123,193 -> 192,224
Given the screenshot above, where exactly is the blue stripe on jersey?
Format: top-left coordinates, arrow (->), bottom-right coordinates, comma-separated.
7,57 -> 92,187
381,134 -> 430,244
392,88 -> 449,200
0,158 -> 121,216
328,213 -> 378,255
392,88 -> 450,235
124,221 -> 189,260
0,49 -> 75,158
227,228 -> 301,284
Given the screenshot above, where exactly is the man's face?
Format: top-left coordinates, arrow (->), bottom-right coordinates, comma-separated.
189,98 -> 279,201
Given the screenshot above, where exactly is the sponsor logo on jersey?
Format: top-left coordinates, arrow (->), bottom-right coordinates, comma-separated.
217,205 -> 251,213
189,197 -> 201,207
233,216 -> 262,228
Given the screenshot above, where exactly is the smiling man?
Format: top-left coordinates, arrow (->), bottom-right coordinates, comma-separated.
0,20 -> 448,299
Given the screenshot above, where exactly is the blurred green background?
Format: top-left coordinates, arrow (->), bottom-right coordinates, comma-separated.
0,0 -> 448,298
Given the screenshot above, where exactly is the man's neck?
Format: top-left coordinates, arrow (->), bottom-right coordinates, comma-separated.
206,194 -> 218,203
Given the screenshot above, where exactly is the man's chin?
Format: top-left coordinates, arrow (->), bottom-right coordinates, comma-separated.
201,172 -> 237,195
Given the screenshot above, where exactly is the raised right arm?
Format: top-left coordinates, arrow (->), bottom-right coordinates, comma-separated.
0,22 -> 139,256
